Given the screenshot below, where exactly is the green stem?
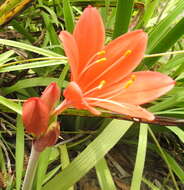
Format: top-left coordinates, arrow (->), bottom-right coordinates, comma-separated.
22,143 -> 41,190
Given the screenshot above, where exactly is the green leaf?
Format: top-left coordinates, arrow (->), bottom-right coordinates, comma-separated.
59,144 -> 74,190
95,157 -> 116,190
138,0 -> 161,27
0,96 -> 22,115
42,120 -> 132,190
15,115 -> 24,190
147,0 -> 184,53
130,124 -> 148,190
113,0 -> 134,38
0,39 -> 61,57
166,126 -> 184,143
164,151 -> 184,183
144,17 -> 184,67
142,177 -> 160,190
34,148 -> 52,190
11,20 -> 35,43
0,60 -> 66,73
0,50 -> 15,66
2,77 -> 67,95
63,0 -> 75,33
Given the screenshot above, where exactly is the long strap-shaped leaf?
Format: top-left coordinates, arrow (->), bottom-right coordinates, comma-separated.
42,120 -> 132,190
130,124 -> 148,190
0,39 -> 61,57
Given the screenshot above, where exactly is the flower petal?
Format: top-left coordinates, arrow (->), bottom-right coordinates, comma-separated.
59,31 -> 79,81
22,97 -> 49,137
41,82 -> 61,112
62,82 -> 101,115
88,98 -> 154,120
73,6 -> 105,73
79,30 -> 147,92
110,71 -> 175,105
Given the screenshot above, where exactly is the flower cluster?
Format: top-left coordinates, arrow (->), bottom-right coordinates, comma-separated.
22,6 -> 175,150
53,6 -> 175,120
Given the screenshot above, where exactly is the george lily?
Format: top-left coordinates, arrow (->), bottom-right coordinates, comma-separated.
22,82 -> 61,150
54,6 -> 175,121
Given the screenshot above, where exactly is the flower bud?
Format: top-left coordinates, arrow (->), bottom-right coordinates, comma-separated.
22,97 -> 49,136
34,122 -> 60,152
41,82 -> 61,112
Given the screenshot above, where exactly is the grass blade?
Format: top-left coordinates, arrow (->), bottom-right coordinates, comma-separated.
95,157 -> 116,190
130,124 -> 148,190
0,96 -> 22,115
0,39 -> 61,57
15,115 -> 24,190
0,60 -> 66,73
144,17 -> 184,67
63,0 -> 74,33
113,0 -> 134,38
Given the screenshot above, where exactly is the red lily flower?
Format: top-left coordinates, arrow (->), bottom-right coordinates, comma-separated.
54,6 -> 175,120
22,82 -> 61,137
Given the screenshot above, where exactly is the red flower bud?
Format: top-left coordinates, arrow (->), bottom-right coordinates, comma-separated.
34,122 -> 60,152
41,82 -> 61,112
22,97 -> 49,137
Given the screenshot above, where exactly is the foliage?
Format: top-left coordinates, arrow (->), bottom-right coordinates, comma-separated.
0,0 -> 184,189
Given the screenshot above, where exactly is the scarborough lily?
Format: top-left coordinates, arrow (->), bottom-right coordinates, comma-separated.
54,6 -> 175,121
22,82 -> 60,151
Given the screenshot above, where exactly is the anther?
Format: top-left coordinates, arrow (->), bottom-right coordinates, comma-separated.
131,74 -> 136,80
95,57 -> 107,64
98,80 -> 106,89
97,50 -> 106,55
123,75 -> 136,89
124,49 -> 132,57
124,80 -> 133,88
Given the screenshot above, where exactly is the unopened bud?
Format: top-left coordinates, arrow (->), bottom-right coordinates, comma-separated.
41,82 -> 61,112
34,122 -> 60,152
22,97 -> 49,137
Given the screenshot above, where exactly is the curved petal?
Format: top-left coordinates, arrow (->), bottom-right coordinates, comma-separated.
105,71 -> 175,105
22,97 -> 49,137
41,82 -> 61,112
74,6 -> 105,73
88,98 -> 154,120
79,30 -> 147,91
63,81 -> 84,109
62,82 -> 101,115
59,31 -> 79,81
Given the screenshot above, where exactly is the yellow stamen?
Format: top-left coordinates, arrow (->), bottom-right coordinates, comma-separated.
124,49 -> 132,57
97,50 -> 106,55
131,74 -> 136,80
98,80 -> 106,89
124,74 -> 136,89
95,57 -> 107,63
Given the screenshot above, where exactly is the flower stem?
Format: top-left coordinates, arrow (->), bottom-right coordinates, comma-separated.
22,143 -> 41,190
144,50 -> 184,58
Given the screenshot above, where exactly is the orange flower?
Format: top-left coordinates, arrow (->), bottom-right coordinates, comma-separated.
54,6 -> 175,120
22,82 -> 61,137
